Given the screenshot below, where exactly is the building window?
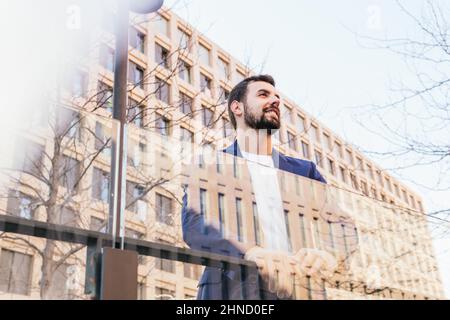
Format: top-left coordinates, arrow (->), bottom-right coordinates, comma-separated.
341,224 -> 349,256
366,164 -> 374,180
314,150 -> 323,168
219,87 -> 230,105
306,276 -> 312,300
200,73 -> 212,96
100,44 -> 114,72
6,191 -> 36,220
327,221 -> 335,250
323,132 -> 332,150
127,98 -> 144,128
312,218 -> 321,249
199,188 -> 208,234
233,156 -> 241,178
180,127 -> 194,143
282,105 -> 294,125
252,202 -> 261,246
155,114 -> 171,137
198,43 -> 211,66
178,60 -> 192,84
60,156 -> 80,193
126,182 -> 147,215
218,57 -> 230,80
371,187 -> 377,199
223,118 -> 232,138
361,181 -> 369,196
328,158 -> 335,175
155,42 -> 170,69
339,166 -> 347,183
235,198 -> 243,242
377,171 -> 384,186
155,193 -> 173,225
410,196 -> 416,209
284,210 -> 292,252
418,201 -> 423,212
311,124 -> 320,143
357,157 -> 364,174
138,280 -> 146,300
298,115 -> 305,133
129,27 -> 145,53
154,241 -> 175,273
235,69 -> 246,83
128,61 -> 145,89
0,249 -> 32,295
350,173 -> 359,190
299,214 -> 307,247
333,141 -> 342,158
402,190 -> 408,204
216,152 -> 224,174
179,92 -> 193,116
95,121 -> 111,156
155,77 -> 170,104
177,27 -> 191,51
287,131 -> 297,151
394,184 -> 400,197
97,81 -> 113,115
301,141 -> 310,159
346,149 -> 353,166
92,168 -> 110,202
218,193 -> 226,237
385,177 -> 392,192
154,14 -> 169,37
128,142 -> 146,168
202,105 -> 214,127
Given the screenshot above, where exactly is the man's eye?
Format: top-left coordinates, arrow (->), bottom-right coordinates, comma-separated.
259,93 -> 268,97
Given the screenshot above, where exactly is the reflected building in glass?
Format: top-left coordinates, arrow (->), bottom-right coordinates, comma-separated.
0,6 -> 445,300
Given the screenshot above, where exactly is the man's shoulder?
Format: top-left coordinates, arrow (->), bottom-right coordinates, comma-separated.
279,153 -> 315,168
278,152 -> 327,183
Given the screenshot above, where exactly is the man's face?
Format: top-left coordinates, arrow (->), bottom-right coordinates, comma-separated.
242,81 -> 281,131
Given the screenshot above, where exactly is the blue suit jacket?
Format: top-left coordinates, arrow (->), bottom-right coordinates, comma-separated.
181,140 -> 326,300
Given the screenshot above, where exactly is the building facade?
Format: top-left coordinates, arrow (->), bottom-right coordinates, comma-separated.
0,6 -> 445,300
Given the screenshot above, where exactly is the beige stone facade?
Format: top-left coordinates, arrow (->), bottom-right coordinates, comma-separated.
0,7 -> 445,300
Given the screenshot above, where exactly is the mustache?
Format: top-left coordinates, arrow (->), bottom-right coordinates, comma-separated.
264,105 -> 280,116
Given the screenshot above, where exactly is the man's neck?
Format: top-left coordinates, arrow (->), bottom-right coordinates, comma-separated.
236,128 -> 273,156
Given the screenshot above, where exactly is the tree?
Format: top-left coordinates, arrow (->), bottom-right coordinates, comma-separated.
349,0 -> 450,234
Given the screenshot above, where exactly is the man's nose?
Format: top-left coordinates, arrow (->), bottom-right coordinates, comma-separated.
270,95 -> 280,106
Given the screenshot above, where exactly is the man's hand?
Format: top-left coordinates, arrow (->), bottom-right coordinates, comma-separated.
294,248 -> 337,278
245,246 -> 301,299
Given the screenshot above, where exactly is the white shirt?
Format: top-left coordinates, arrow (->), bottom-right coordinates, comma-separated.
241,150 -> 290,252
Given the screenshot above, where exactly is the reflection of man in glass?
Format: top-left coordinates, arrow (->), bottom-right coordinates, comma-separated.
182,75 -> 336,300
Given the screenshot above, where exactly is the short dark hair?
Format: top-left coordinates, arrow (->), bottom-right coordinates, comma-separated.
227,74 -> 275,129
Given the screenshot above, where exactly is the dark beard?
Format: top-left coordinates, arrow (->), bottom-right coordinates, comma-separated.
244,104 -> 281,132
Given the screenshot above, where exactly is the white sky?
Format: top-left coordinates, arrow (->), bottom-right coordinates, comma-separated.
165,0 -> 450,298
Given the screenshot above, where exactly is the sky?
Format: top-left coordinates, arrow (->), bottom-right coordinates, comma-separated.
164,0 -> 450,297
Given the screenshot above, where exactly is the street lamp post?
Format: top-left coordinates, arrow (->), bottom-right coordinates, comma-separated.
101,0 -> 163,300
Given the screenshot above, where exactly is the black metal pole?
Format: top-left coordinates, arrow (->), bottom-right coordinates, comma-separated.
108,0 -> 130,246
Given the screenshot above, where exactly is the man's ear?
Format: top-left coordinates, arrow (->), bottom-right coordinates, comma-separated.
230,100 -> 243,117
